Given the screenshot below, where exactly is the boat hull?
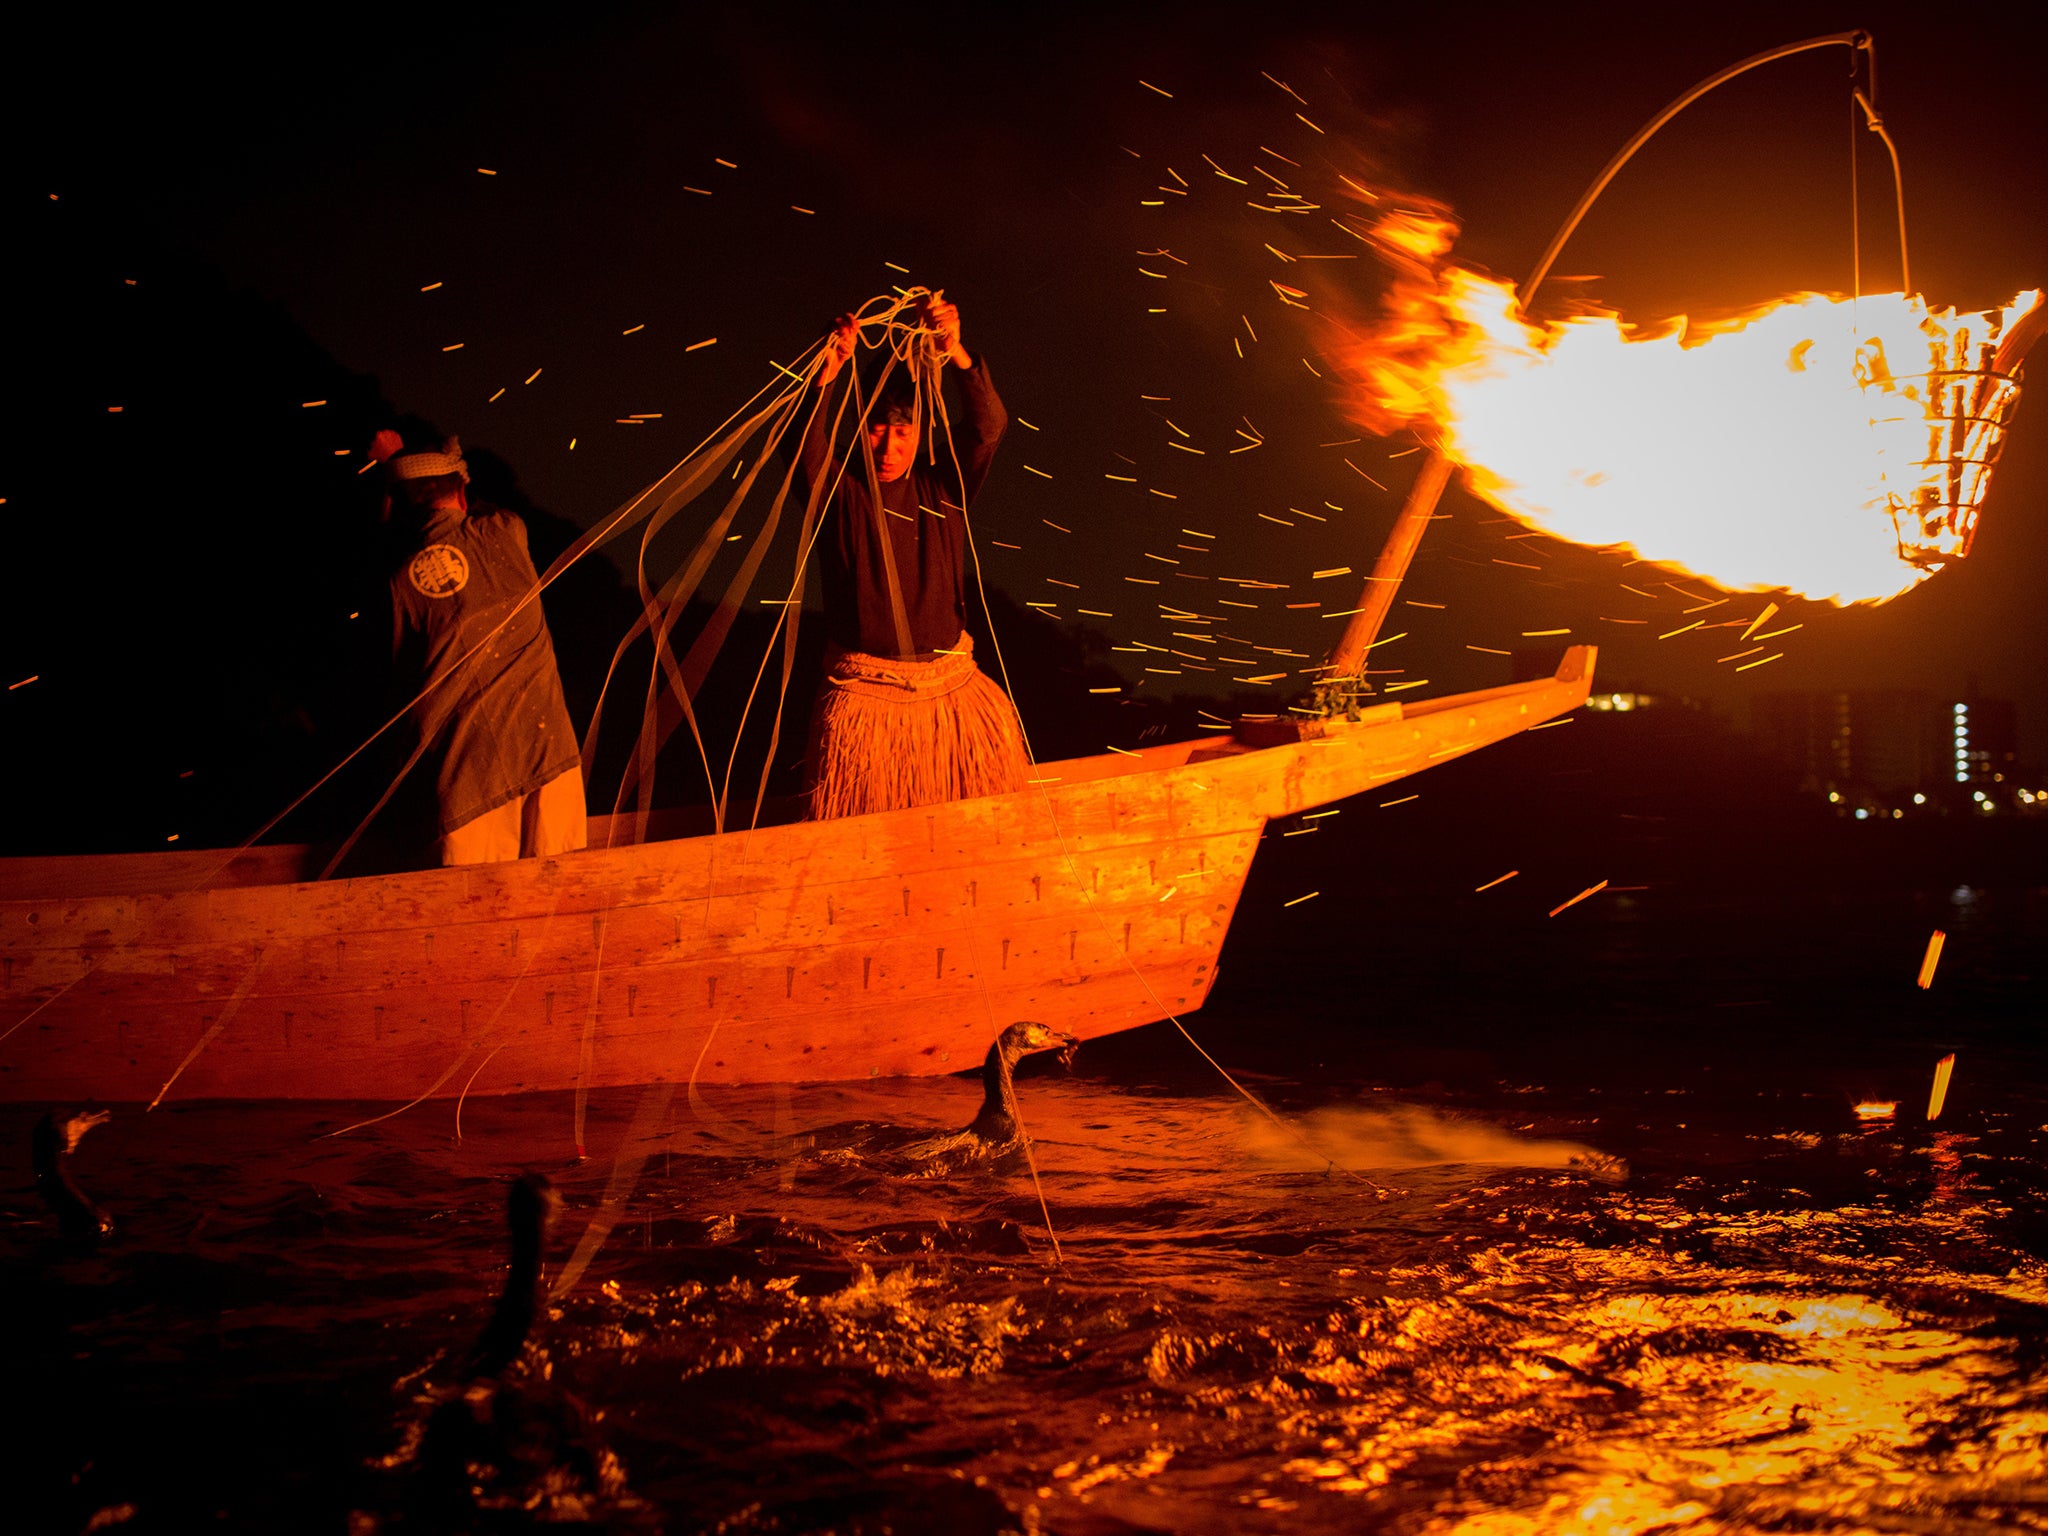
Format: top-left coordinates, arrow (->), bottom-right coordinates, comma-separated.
0,650 -> 1593,1102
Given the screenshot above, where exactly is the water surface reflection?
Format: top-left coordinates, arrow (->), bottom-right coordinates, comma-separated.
10,1063 -> 2048,1533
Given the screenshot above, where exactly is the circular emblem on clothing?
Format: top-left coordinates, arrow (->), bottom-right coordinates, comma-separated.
408,543 -> 470,598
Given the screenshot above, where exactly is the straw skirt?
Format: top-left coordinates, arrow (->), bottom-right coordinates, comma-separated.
805,633 -> 1029,819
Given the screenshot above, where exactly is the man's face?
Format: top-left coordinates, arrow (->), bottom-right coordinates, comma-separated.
865,418 -> 919,482
399,475 -> 467,514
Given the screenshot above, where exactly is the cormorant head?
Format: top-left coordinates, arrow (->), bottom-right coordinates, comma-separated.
508,1173 -> 562,1246
995,1020 -> 1080,1066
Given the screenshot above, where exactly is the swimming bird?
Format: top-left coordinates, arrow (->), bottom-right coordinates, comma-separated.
891,1020 -> 1079,1170
786,1021 -> 1078,1178
964,1020 -> 1079,1148
403,1173 -> 645,1527
784,1021 -> 1077,1177
466,1172 -> 557,1377
32,1109 -> 114,1251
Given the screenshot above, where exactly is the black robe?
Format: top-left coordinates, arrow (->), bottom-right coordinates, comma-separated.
798,359 -> 1007,659
388,503 -> 581,834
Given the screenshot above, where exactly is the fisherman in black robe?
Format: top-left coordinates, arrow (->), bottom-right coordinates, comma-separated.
375,433 -> 587,864
795,293 -> 1028,818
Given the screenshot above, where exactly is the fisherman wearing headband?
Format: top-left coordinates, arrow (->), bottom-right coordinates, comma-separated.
796,292 -> 1028,819
371,432 -> 587,865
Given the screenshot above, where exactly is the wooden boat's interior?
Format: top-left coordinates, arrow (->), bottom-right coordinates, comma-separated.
0,648 -> 1593,905
0,724 -> 1273,903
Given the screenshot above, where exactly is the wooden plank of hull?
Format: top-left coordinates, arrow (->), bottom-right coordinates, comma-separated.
18,946 -> 1225,1102
0,817 -> 1245,1015
7,844 -> 1252,1101
0,648 -> 1593,1101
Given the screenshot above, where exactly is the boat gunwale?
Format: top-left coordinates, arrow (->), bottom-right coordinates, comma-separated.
0,652 -> 1592,921
0,711 -> 1293,906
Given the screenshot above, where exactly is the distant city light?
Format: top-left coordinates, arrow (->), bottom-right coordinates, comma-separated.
1584,691 -> 1654,713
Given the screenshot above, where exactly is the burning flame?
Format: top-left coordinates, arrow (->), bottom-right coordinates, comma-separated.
1347,215 -> 2037,604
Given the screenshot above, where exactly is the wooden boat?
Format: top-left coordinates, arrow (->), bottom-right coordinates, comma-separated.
0,648 -> 1592,1103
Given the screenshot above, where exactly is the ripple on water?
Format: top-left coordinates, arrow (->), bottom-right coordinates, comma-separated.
9,1072 -> 2048,1533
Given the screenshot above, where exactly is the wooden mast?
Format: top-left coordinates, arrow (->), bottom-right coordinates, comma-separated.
1320,449 -> 1452,698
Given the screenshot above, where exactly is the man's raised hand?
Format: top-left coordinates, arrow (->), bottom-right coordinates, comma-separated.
922,291 -> 971,368
818,313 -> 859,386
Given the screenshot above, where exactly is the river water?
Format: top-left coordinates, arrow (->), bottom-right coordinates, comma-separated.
9,736 -> 2048,1534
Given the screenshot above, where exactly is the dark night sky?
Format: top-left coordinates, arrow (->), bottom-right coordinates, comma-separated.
8,0 -> 2046,819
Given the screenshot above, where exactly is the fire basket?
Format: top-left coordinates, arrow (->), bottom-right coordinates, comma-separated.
1883,309 -> 2034,569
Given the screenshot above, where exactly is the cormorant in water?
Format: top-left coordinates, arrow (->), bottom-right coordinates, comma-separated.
787,1021 -> 1077,1176
387,1174 -> 646,1528
966,1020 -> 1079,1147
33,1110 -> 113,1251
466,1173 -> 557,1377
892,1021 -> 1079,1168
